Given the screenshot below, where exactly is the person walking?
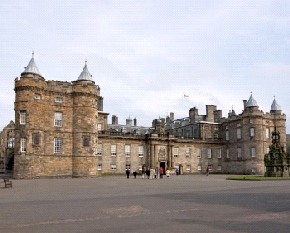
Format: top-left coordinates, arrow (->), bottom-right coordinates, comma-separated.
159,167 -> 164,179
126,169 -> 130,179
166,169 -> 170,178
206,166 -> 209,176
176,168 -> 179,176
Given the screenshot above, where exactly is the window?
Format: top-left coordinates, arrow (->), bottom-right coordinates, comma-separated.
97,123 -> 102,131
185,147 -> 191,157
111,144 -> 117,156
217,148 -> 222,159
251,147 -> 256,157
226,130 -> 229,141
54,112 -> 63,127
266,128 -> 270,139
237,128 -> 241,139
34,93 -> 41,100
20,111 -> 27,125
96,144 -> 102,156
20,138 -> 27,152
226,149 -> 230,159
266,147 -> 270,154
33,133 -> 41,146
250,119 -> 254,124
83,135 -> 90,147
217,165 -> 222,171
7,138 -> 15,148
54,138 -> 63,153
138,146 -> 144,157
97,164 -> 102,171
237,148 -> 242,158
55,96 -> 63,103
111,164 -> 117,170
207,149 -> 212,159
197,165 -> 202,171
173,147 -> 179,157
197,148 -> 201,158
250,127 -> 255,137
125,145 -> 131,157
186,165 -> 191,171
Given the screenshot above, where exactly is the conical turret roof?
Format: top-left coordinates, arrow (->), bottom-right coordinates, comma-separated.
22,52 -> 42,77
246,93 -> 258,107
77,61 -> 93,81
271,97 -> 281,111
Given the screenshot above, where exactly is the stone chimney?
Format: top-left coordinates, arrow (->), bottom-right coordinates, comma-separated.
112,115 -> 118,125
243,100 -> 247,110
126,117 -> 132,126
206,105 -> 217,122
189,107 -> 199,123
133,118 -> 137,126
169,112 -> 174,121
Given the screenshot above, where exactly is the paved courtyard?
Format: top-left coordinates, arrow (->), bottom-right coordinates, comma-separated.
1,174 -> 290,233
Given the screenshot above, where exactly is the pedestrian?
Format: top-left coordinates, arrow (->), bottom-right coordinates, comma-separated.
150,168 -> 155,179
146,169 -> 150,179
206,166 -> 209,176
166,169 -> 170,178
133,171 -> 137,178
176,168 -> 179,176
159,167 -> 164,178
126,169 -> 130,179
155,167 -> 159,179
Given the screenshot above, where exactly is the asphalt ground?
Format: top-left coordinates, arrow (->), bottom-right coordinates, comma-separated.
1,174 -> 290,233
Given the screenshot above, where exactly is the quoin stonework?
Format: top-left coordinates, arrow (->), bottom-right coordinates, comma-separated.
0,55 -> 287,178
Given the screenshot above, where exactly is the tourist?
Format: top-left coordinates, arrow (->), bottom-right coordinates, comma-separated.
166,169 -> 170,177
126,169 -> 130,179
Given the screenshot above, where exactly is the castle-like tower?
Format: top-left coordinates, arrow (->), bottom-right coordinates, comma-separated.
14,54 -> 100,178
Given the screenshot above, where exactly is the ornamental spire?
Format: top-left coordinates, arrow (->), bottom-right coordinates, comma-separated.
22,52 -> 42,77
77,60 -> 93,81
271,96 -> 281,111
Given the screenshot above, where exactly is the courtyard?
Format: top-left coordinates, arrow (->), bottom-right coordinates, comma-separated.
1,174 -> 290,233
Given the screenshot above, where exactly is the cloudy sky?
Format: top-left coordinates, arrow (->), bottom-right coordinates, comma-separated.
1,0 -> 290,132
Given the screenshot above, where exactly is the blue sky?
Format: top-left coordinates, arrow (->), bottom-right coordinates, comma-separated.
1,0 -> 290,132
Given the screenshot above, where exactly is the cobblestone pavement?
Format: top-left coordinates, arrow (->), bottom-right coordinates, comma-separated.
1,175 -> 290,233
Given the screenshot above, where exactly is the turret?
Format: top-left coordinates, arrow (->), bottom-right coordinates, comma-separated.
14,53 -> 46,178
270,96 -> 282,115
72,61 -> 99,177
245,93 -> 259,111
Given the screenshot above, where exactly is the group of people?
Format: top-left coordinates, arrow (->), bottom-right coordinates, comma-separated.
125,167 -> 180,179
126,166 -> 210,178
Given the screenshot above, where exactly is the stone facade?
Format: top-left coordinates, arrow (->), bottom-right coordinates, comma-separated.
0,55 -> 287,178
13,57 -> 100,178
0,121 -> 15,171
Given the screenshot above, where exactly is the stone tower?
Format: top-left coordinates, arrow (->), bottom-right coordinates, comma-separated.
14,54 -> 100,178
71,61 -> 99,177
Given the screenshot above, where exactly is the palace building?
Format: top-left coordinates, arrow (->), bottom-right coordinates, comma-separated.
0,55 -> 286,178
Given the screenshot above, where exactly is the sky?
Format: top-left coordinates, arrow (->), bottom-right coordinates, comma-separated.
0,0 -> 290,132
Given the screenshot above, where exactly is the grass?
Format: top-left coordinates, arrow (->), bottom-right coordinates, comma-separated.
226,175 -> 290,181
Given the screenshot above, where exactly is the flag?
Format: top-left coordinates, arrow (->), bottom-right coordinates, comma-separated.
184,94 -> 189,98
